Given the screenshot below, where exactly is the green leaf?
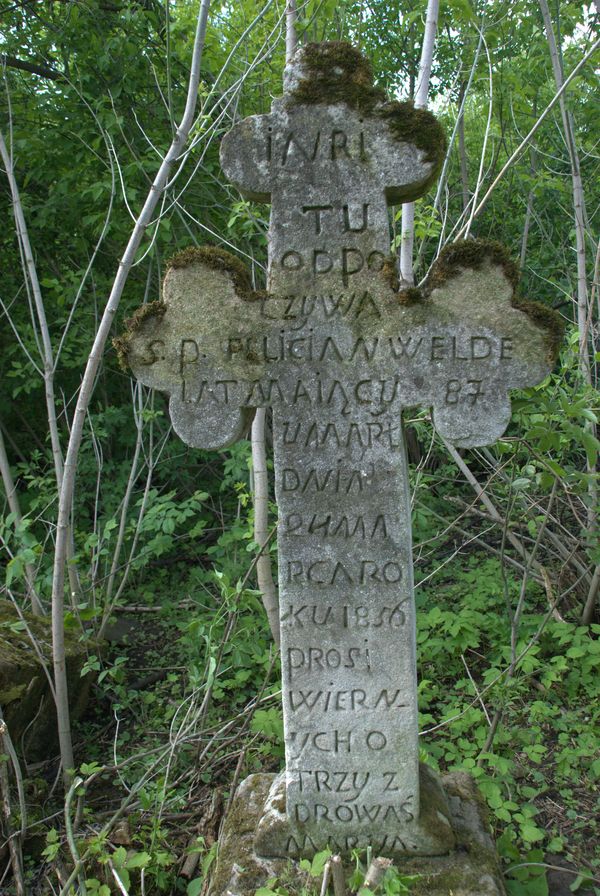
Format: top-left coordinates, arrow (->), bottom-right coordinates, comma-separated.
308,849 -> 331,877
187,881 -> 203,896
520,822 -> 545,843
5,556 -> 23,586
114,867 -> 130,890
112,846 -> 127,866
125,851 -> 150,869
571,872 -> 594,892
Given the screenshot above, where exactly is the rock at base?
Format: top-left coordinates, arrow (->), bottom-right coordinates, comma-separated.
210,770 -> 506,896
0,599 -> 95,760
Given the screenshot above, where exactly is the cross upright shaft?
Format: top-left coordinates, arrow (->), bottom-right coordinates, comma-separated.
122,42 -> 560,861
217,49 -> 443,854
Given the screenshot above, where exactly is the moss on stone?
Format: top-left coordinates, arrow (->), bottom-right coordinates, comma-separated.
1,683 -> 27,703
289,42 -> 446,176
416,763 -> 455,852
381,258 -> 424,305
210,774 -> 289,896
167,245 -> 253,295
428,239 -> 520,292
427,239 -> 564,363
398,286 -> 423,306
381,256 -> 399,291
513,298 -> 565,363
378,100 -> 447,171
0,600 -> 96,759
115,246 -> 258,372
290,42 -> 385,113
210,770 -> 506,896
113,301 -> 167,371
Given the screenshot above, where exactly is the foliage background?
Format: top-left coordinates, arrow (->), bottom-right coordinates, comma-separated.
0,1 -> 598,894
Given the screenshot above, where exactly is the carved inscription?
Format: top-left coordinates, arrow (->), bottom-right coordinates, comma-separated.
287,688 -> 407,711
284,833 -> 419,856
268,128 -> 368,166
282,513 -> 389,538
288,729 -> 390,758
281,602 -> 407,628
291,770 -> 406,799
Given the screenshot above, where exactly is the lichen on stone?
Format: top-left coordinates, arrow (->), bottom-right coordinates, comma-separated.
113,300 -> 167,371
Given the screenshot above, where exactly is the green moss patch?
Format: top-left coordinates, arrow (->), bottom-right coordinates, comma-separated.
428,239 -> 520,291
0,600 -> 96,759
290,41 -> 385,113
113,300 -> 167,371
427,239 -> 564,362
381,256 -> 399,291
289,42 -> 446,175
381,258 -> 423,304
513,298 -> 565,363
167,245 -> 252,295
398,286 -> 423,306
115,247 -> 258,372
378,101 -> 447,171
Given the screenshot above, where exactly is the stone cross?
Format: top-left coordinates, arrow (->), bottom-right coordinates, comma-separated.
120,43 -> 560,860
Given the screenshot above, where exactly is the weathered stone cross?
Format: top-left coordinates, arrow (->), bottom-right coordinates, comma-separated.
120,43 -> 559,861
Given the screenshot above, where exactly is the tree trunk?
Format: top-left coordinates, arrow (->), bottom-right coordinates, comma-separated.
251,408 -> 280,646
398,0 -> 440,285
49,0 -> 213,786
540,0 -> 590,380
457,80 -> 469,212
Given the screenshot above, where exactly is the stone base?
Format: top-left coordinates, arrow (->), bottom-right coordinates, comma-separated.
210,771 -> 506,896
255,764 -> 455,858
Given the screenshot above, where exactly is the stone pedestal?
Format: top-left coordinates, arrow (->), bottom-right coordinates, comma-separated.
210,769 -> 507,896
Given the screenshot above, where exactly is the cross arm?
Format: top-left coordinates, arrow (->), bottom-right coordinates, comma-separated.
116,248 -> 265,450
220,113 -> 274,202
376,102 -> 447,205
419,241 -> 564,448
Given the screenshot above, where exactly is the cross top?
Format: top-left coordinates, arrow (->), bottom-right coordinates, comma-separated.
220,42 -> 444,296
120,42 -> 559,454
119,42 -> 562,860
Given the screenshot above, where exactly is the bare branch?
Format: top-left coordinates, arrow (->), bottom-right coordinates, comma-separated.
0,53 -> 65,81
50,0 -> 214,786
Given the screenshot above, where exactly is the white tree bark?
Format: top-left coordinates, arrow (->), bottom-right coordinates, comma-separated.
539,0 -> 591,383
248,2 -> 298,646
0,130 -> 64,489
49,0 -> 213,785
286,0 -> 297,63
520,143 -> 538,271
0,127 -> 81,604
399,0 -> 440,286
251,408 -> 280,646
